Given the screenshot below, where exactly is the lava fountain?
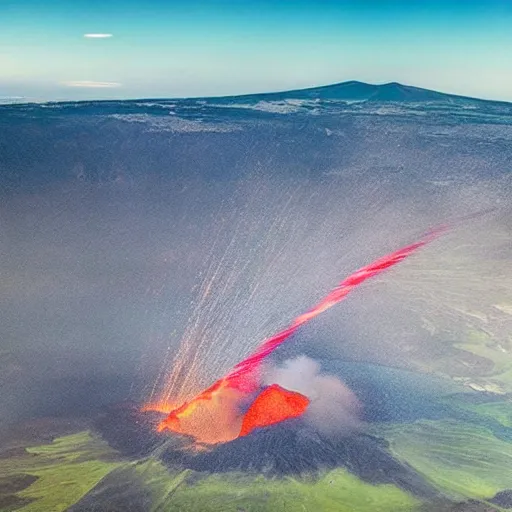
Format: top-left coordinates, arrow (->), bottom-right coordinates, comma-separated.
145,226 -> 445,445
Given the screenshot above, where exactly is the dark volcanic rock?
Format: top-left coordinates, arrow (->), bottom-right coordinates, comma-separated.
420,500 -> 502,512
69,466 -> 154,512
96,404 -> 439,500
0,475 -> 38,512
0,494 -> 35,511
0,474 -> 38,494
94,402 -> 166,458
490,489 -> 512,508
162,419 -> 439,500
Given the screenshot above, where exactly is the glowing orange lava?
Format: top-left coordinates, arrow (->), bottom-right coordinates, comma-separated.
149,228 -> 445,445
141,401 -> 182,415
157,381 -> 247,444
239,384 -> 310,437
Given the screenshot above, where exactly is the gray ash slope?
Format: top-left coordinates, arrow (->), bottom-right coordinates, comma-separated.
94,403 -> 438,501
176,420 -> 439,500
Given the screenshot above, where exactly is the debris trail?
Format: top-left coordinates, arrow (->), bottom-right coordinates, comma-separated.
157,226 -> 445,437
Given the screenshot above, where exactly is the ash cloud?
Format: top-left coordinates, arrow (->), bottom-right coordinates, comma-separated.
263,356 -> 362,436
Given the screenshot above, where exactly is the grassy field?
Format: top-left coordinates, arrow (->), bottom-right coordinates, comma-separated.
0,431 -> 122,512
452,329 -> 512,393
133,460 -> 421,512
165,470 -> 420,512
461,401 -> 512,428
4,410 -> 512,511
0,430 -> 422,512
375,419 -> 512,502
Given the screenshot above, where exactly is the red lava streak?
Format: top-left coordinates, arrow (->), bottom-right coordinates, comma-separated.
155,227 -> 445,443
240,384 -> 310,437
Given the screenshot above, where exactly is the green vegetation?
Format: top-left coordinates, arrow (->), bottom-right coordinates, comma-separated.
453,399 -> 512,429
376,419 -> 512,501
165,470 -> 420,512
0,431 -> 422,512
453,330 -> 512,392
0,431 -> 122,512
470,401 -> 512,428
130,459 -> 420,512
5,397 -> 510,512
134,459 -> 193,511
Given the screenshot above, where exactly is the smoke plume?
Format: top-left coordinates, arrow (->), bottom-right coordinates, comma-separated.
263,356 -> 362,436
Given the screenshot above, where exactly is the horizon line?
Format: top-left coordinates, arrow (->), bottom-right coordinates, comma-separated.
1,79 -> 511,107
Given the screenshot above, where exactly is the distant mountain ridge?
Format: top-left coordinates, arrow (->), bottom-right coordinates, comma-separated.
3,80 -> 512,108
214,80 -> 497,104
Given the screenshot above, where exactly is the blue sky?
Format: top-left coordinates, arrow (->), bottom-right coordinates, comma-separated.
1,0 -> 511,102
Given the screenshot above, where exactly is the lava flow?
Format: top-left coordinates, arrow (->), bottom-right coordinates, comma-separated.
239,384 -> 310,437
151,228 -> 444,444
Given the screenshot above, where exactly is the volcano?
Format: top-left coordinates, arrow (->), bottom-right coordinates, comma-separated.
153,230 -> 443,445
94,402 -> 439,502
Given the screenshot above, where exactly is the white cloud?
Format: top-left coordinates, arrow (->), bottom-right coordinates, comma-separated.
263,356 -> 362,436
83,33 -> 113,39
0,96 -> 26,104
62,81 -> 121,88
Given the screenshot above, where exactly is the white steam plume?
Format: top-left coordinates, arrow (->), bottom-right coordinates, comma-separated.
263,356 -> 362,436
